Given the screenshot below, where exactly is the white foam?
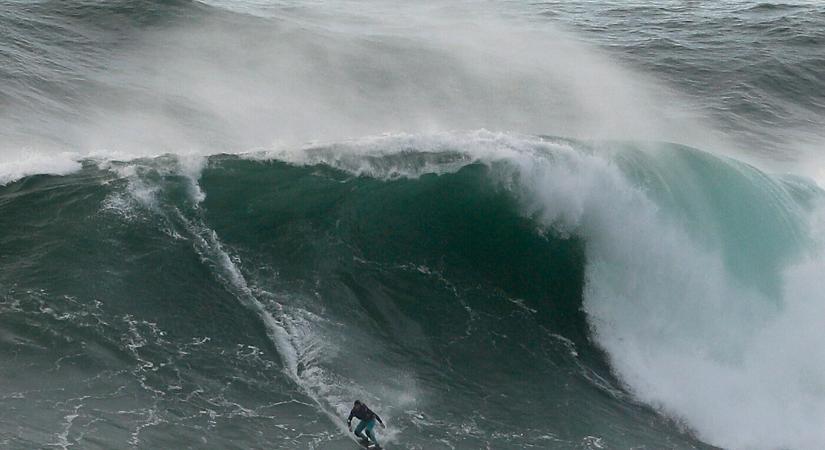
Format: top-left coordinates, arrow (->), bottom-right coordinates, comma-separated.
245,129 -> 559,179
504,145 -> 825,450
0,151 -> 82,186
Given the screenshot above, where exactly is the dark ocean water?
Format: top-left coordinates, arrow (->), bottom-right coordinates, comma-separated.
1,1 -> 824,449
538,0 -> 825,159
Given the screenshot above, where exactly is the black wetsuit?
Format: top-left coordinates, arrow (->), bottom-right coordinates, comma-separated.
348,404 -> 383,425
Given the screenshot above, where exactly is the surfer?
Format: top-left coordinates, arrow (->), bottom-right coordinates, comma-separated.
347,400 -> 385,448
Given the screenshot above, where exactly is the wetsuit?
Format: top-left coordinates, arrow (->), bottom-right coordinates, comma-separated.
348,404 -> 384,446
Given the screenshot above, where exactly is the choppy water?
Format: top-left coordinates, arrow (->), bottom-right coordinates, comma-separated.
1,1 -> 824,449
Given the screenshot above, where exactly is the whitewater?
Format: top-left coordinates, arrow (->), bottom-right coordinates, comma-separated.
1,1 -> 824,449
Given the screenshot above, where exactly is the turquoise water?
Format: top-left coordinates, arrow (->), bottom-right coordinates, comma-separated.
2,1 -> 825,449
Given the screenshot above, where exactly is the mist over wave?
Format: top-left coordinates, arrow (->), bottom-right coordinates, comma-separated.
1,0 -> 727,160
2,1 -> 825,449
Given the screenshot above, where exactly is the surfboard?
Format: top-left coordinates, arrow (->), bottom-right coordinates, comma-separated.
357,438 -> 382,449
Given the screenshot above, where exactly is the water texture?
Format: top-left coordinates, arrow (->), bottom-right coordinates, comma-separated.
1,1 -> 824,449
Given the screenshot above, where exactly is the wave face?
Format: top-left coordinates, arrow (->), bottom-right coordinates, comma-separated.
2,134 -> 824,450
2,1 -> 825,449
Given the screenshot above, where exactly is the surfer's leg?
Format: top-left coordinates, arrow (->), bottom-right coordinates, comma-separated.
364,419 -> 378,446
354,420 -> 368,439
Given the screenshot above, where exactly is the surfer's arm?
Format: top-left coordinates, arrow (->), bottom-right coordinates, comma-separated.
375,414 -> 385,426
347,410 -> 355,426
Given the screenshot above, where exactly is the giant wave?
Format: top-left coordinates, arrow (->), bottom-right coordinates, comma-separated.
2,0 -> 825,448
2,133 -> 824,449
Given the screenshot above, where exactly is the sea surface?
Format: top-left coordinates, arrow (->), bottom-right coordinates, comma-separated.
1,1 -> 824,449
